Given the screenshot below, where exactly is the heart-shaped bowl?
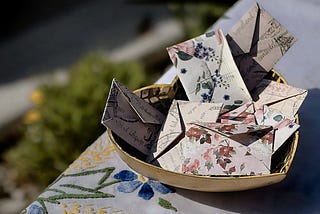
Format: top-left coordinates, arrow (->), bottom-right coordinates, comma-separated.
108,69 -> 299,192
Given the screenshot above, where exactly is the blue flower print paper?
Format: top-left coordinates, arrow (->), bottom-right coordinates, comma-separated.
167,29 -> 252,112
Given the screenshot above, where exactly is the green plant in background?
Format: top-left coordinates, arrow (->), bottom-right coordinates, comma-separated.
170,2 -> 236,38
4,53 -> 151,187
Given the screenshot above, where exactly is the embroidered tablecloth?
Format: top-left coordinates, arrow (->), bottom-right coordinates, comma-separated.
24,0 -> 320,213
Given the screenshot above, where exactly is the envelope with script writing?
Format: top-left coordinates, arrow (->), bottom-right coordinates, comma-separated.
157,122 -> 273,176
167,29 -> 251,112
101,79 -> 165,155
226,3 -> 296,91
252,79 -> 307,119
147,100 -> 223,162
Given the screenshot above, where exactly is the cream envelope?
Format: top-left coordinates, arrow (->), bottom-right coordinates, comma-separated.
167,29 -> 251,111
147,100 -> 223,162
227,3 -> 296,91
255,104 -> 299,153
252,79 -> 307,119
101,79 -> 165,155
157,123 -> 272,176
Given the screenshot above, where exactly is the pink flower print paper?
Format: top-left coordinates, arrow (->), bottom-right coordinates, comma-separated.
255,104 -> 299,153
147,100 -> 223,163
157,123 -> 272,176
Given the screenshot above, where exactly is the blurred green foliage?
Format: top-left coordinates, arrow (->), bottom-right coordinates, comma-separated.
170,2 -> 236,37
4,2 -> 236,188
4,54 -> 150,186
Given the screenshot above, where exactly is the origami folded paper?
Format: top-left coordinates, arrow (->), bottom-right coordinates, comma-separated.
219,98 -> 301,154
226,3 -> 296,91
219,101 -> 256,125
252,79 -> 307,119
255,104 -> 299,153
191,122 -> 272,138
156,123 -> 273,176
147,100 -> 223,162
101,79 -> 165,155
167,29 -> 251,111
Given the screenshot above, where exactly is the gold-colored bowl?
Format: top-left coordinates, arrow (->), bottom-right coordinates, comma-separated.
108,70 -> 299,192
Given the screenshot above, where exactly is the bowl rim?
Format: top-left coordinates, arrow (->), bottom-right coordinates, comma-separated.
107,70 -> 300,187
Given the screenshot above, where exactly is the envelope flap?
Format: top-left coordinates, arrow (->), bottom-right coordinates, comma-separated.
178,100 -> 222,124
113,79 -> 165,124
192,122 -> 272,137
227,3 -> 259,55
220,101 -> 253,120
227,3 -> 296,59
147,100 -> 185,162
252,79 -> 307,106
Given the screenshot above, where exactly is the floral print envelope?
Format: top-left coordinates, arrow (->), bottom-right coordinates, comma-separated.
147,100 -> 223,163
157,123 -> 272,176
255,104 -> 300,153
167,29 -> 251,111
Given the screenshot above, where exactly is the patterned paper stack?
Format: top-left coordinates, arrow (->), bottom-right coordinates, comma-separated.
150,3 -> 307,176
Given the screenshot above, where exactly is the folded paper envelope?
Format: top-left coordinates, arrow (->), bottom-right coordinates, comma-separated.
191,122 -> 272,138
252,79 -> 307,119
157,123 -> 273,176
226,3 -> 296,91
167,29 -> 251,111
147,100 -> 223,162
101,79 -> 165,155
219,101 -> 256,124
254,104 -> 299,153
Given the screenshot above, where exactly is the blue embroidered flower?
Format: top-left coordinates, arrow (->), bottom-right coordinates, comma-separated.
114,170 -> 174,200
27,204 -> 45,214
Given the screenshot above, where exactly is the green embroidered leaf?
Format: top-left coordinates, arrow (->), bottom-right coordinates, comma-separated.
98,168 -> 115,185
96,179 -> 121,190
46,188 -> 66,194
43,192 -> 115,202
36,199 -> 49,214
64,167 -> 115,178
158,197 -> 177,212
177,51 -> 193,61
202,71 -> 206,79
59,184 -> 102,194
